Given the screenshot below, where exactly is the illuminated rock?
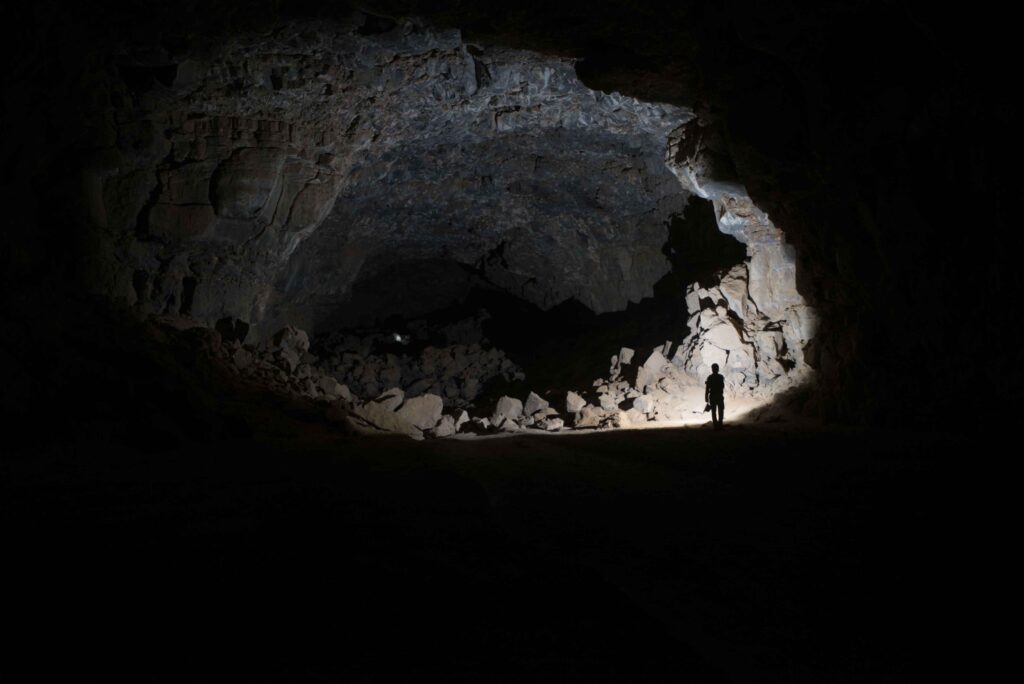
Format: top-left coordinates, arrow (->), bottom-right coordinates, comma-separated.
349,401 -> 420,439
575,405 -> 618,429
536,416 -> 564,431
396,394 -> 444,430
633,395 -> 655,415
524,392 -> 549,416
373,388 -> 405,412
491,396 -> 524,428
636,349 -> 671,393
431,414 -> 457,438
566,391 -> 587,414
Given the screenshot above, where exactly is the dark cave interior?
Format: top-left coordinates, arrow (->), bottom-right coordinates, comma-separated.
2,1 -> 1014,680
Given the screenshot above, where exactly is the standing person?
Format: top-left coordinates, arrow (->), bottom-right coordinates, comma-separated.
705,363 -> 725,429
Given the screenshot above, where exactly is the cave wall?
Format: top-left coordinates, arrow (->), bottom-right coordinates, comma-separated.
4,0 -> 1014,427
76,16 -> 695,338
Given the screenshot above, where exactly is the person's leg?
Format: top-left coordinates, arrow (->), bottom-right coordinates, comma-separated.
718,398 -> 725,427
711,401 -> 722,427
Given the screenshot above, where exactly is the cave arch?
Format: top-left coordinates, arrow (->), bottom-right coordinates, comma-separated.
86,14 -> 815,427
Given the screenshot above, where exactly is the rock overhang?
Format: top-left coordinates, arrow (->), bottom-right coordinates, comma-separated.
84,11 -> 815,414
98,16 -> 701,334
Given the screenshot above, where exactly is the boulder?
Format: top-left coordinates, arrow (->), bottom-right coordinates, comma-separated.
491,395 -> 523,427
575,405 -> 617,429
622,408 -> 648,425
524,391 -> 549,416
537,416 -> 564,431
396,393 -> 444,430
566,391 -> 587,413
271,325 -> 311,355
318,375 -> 344,397
349,401 -> 420,439
373,387 -> 405,411
636,349 -> 670,392
633,395 -> 655,415
431,415 -> 457,438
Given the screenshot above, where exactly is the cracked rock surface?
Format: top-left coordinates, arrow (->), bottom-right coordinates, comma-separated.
89,16 -> 693,337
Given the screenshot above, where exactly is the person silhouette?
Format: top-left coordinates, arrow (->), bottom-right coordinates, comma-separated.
705,363 -> 725,429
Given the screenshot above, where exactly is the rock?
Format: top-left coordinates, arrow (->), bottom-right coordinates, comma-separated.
349,401 -> 420,439
271,325 -> 310,355
566,391 -> 587,413
633,395 -> 655,415
623,408 -> 648,425
524,391 -> 549,416
396,393 -> 444,430
455,410 -> 470,430
599,394 -> 619,411
406,378 -> 433,397
318,375 -> 344,397
373,387 -> 405,411
636,349 -> 670,392
276,348 -> 300,373
431,414 -> 457,438
537,416 -> 564,431
619,347 -> 635,365
491,395 -> 523,427
575,405 -> 617,429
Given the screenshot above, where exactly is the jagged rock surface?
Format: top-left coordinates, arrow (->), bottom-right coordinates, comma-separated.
79,12 -> 816,431
87,16 -> 693,337
312,315 -> 523,408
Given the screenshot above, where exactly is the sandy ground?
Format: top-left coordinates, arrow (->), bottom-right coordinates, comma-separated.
5,383 -> 982,682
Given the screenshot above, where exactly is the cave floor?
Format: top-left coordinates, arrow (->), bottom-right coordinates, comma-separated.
5,397 -> 970,683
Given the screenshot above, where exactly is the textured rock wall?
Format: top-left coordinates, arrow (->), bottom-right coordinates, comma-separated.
85,16 -> 695,339
665,123 -> 816,394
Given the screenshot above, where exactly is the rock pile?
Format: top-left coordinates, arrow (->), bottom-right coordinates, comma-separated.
346,387 -> 472,440
214,321 -> 353,403
312,315 -> 524,408
560,346 -> 702,430
672,264 -> 813,395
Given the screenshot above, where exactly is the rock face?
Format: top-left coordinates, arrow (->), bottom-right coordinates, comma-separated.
88,16 -> 693,338
78,11 -> 815,426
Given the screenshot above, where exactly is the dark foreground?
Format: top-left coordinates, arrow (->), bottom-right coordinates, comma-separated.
5,393 -> 977,682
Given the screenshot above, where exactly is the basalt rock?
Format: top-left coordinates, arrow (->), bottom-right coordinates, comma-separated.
88,17 -> 694,339
75,10 -> 818,433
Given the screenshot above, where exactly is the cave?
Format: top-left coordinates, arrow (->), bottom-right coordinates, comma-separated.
3,1 -> 1011,680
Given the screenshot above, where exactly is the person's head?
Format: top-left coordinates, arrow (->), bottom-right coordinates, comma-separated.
711,363 -> 719,373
